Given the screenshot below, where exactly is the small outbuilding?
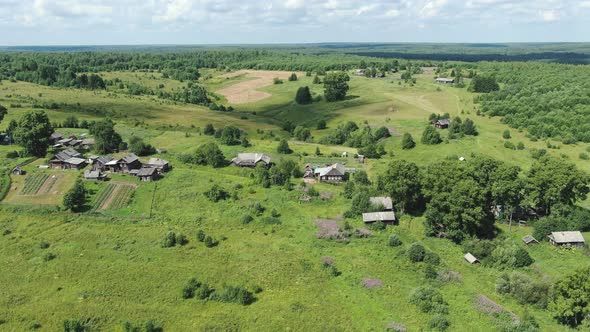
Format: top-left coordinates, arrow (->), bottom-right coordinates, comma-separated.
433,118 -> 451,129
548,231 -> 585,248
362,211 -> 396,225
522,235 -> 539,245
137,167 -> 158,182
11,166 -> 25,176
84,170 -> 106,181
91,155 -> 116,172
369,197 -> 393,211
436,78 -> 455,84
464,253 -> 480,264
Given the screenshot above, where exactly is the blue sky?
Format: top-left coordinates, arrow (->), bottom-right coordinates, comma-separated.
0,0 -> 588,45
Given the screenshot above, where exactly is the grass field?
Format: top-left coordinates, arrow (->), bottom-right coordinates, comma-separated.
0,68 -> 589,331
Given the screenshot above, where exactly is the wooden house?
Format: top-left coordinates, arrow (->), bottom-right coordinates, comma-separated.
145,158 -> 170,173
49,132 -> 64,144
91,155 -> 116,172
314,163 -> 347,182
137,167 -> 158,182
117,154 -> 142,173
433,118 -> 451,129
548,231 -> 585,248
231,153 -> 271,167
369,197 -> 393,211
84,170 -> 106,181
11,166 -> 25,176
362,211 -> 396,225
49,148 -> 83,169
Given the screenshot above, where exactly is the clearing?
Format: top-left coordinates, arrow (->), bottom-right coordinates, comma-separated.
215,70 -> 304,104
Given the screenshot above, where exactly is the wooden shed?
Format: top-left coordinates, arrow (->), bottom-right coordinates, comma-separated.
362,211 -> 396,225
464,253 -> 479,264
548,231 -> 585,248
522,235 -> 539,245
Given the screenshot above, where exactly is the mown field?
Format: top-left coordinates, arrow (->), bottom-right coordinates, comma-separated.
0,67 -> 589,331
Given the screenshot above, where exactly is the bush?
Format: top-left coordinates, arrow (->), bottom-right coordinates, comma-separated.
197,229 -> 205,242
273,78 -> 283,85
162,231 -> 176,248
211,285 -> 256,305
277,139 -> 292,154
496,272 -> 549,308
428,315 -> 450,331
204,184 -> 229,202
424,264 -> 438,280
39,241 -> 50,249
64,319 -> 90,332
421,126 -> 442,145
504,141 -> 516,150
317,120 -> 327,130
409,286 -> 448,314
491,241 -> 534,268
182,142 -> 225,167
388,234 -> 403,247
182,278 -> 201,299
401,133 -> 415,149
249,201 -> 265,216
128,136 -> 157,156
407,243 -> 426,263
295,86 -> 312,104
288,73 -> 298,81
241,214 -> 254,224
204,236 -> 218,248
580,152 -> 589,160
175,233 -> 188,246
43,252 -> 56,261
502,130 -> 511,139
517,142 -> 525,150
423,252 -> 441,266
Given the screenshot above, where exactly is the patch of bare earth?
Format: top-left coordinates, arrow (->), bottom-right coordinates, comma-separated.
37,174 -> 62,195
475,294 -> 519,321
362,278 -> 383,289
215,70 -> 304,104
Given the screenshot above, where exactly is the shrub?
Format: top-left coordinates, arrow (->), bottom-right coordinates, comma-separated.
373,126 -> 391,140
388,234 -> 403,247
204,184 -> 229,202
249,201 -> 265,216
43,252 -> 56,262
502,130 -> 511,139
203,123 -> 215,135
197,230 -> 205,242
63,319 -> 90,332
496,272 -> 549,308
39,241 -> 50,249
295,86 -> 312,104
491,241 -> 534,268
182,278 -> 201,299
504,141 -> 516,150
517,142 -> 525,150
423,252 -> 441,266
211,285 -> 256,305
316,120 -> 327,130
175,233 -> 188,246
194,283 -> 213,300
273,78 -> 283,84
277,139 -> 292,154
368,221 -> 386,231
162,231 -> 176,248
204,236 -> 218,248
428,315 -> 450,331
271,209 -> 280,218
580,152 -> 589,160
401,133 -> 415,149
407,243 -> 426,263
409,286 -> 448,314
421,126 -> 442,145
288,73 -> 298,81
241,214 -> 254,224
424,264 -> 438,280
128,136 -> 156,156
530,148 -> 547,159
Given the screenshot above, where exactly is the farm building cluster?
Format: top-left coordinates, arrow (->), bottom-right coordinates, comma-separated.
50,132 -> 95,150
47,147 -> 169,182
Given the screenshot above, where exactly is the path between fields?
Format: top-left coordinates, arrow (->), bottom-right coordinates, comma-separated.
215,70 -> 304,104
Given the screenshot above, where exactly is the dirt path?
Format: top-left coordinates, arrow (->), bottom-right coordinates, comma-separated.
215,70 -> 304,104
37,174 -> 61,195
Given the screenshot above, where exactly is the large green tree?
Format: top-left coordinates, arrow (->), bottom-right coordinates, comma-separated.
91,119 -> 123,154
550,266 -> 590,327
401,133 -> 416,149
377,160 -> 422,213
63,178 -> 86,212
527,157 -> 590,215
323,72 -> 350,102
295,86 -> 312,104
421,126 -> 442,145
187,142 -> 226,168
13,110 -> 53,157
0,104 -> 7,123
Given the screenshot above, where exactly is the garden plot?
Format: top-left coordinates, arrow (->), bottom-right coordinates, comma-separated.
21,174 -> 62,195
92,182 -> 137,211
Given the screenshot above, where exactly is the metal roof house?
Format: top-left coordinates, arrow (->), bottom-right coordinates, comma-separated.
362,211 -> 396,225
548,231 -> 585,248
91,156 -> 116,171
49,148 -> 83,169
117,154 -> 142,173
369,197 -> 393,211
231,153 -> 271,167
433,118 -> 451,129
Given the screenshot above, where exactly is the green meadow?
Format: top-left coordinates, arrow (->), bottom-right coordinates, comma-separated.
0,68 -> 589,331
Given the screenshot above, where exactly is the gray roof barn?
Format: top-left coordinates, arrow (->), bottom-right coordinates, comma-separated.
121,154 -> 139,164
315,163 -> 346,178
549,231 -> 585,246
522,235 -> 539,245
84,170 -> 106,180
362,211 -> 396,224
436,78 -> 455,83
369,197 -> 393,211
231,153 -> 271,167
53,148 -> 82,161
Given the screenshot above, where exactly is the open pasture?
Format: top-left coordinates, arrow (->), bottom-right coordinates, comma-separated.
215,70 -> 305,104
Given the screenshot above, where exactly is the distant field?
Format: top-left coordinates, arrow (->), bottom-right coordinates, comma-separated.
215,70 -> 305,104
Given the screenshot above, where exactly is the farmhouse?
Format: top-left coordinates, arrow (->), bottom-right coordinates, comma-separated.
464,253 -> 480,264
436,78 -> 455,84
145,158 -> 170,173
49,148 -> 83,169
548,231 -> 585,248
433,118 -> 451,129
314,163 -> 347,182
84,170 -> 106,181
137,167 -> 158,182
12,166 -> 25,176
91,155 -> 116,172
369,196 -> 393,211
64,157 -> 87,170
117,154 -> 142,173
362,211 -> 396,225
231,153 -> 271,167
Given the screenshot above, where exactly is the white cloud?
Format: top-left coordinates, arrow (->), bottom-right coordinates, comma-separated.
153,0 -> 193,23
540,9 -> 559,22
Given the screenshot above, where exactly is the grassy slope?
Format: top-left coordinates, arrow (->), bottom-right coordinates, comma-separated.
0,70 -> 589,331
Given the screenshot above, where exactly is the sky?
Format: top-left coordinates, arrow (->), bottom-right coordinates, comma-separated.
0,0 -> 589,45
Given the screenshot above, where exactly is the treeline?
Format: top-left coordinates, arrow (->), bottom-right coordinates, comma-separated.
475,62 -> 590,143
